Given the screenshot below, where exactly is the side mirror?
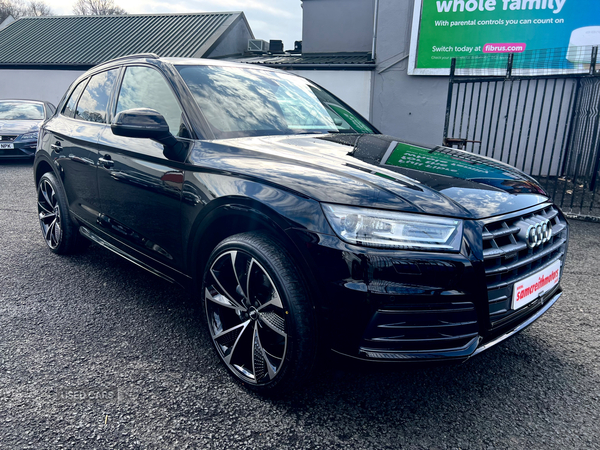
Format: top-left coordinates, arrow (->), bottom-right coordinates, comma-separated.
111,108 -> 185,161
112,108 -> 171,140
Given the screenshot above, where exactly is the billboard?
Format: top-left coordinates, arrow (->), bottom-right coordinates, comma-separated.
408,0 -> 600,75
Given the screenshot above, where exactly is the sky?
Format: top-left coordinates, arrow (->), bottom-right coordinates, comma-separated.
45,0 -> 304,50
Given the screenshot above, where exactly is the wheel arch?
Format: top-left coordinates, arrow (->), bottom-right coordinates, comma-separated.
33,157 -> 55,187
188,198 -> 323,312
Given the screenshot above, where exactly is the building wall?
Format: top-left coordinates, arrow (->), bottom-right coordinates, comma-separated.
293,70 -> 372,119
204,19 -> 254,59
302,0 -> 375,54
371,0 -> 449,146
300,0 -> 450,146
0,69 -> 84,105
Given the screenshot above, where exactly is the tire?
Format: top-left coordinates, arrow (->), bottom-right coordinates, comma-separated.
36,172 -> 81,254
202,231 -> 317,394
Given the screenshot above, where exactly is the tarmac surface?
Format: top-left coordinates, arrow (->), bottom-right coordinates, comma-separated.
1,159 -> 599,449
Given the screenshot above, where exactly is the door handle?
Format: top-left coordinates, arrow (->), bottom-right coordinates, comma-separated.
50,142 -> 62,153
98,155 -> 114,168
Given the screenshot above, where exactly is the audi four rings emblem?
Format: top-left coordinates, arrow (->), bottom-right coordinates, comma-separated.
525,219 -> 552,248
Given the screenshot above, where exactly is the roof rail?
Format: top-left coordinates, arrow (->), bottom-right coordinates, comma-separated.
99,53 -> 160,66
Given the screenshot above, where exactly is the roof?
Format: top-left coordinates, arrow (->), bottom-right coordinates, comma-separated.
0,15 -> 15,30
228,52 -> 376,70
0,12 -> 251,69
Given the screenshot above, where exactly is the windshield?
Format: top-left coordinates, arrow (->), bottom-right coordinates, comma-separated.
176,65 -> 376,139
0,102 -> 44,120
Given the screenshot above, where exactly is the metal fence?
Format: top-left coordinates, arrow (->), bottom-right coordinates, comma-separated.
443,47 -> 600,221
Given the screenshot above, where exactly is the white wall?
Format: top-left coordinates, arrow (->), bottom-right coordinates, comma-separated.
292,70 -> 372,119
0,69 -> 84,106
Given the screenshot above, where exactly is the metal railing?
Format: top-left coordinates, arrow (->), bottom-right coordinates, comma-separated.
443,46 -> 600,221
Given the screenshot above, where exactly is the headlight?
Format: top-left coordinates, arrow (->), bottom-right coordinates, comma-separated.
18,131 -> 38,141
322,204 -> 463,251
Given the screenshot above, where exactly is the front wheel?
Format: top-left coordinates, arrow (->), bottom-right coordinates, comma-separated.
202,231 -> 317,393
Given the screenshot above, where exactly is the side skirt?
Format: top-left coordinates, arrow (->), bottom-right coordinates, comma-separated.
79,226 -> 181,286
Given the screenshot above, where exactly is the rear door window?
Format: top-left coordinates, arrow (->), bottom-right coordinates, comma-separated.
46,103 -> 56,117
62,80 -> 88,119
75,69 -> 119,123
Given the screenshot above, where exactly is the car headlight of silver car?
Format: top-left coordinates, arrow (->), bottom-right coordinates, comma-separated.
322,203 -> 463,251
18,131 -> 38,141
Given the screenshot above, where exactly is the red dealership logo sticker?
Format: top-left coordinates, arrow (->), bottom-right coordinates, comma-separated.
512,260 -> 561,310
515,269 -> 559,303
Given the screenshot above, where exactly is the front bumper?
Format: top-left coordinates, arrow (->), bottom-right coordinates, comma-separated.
348,287 -> 561,362
291,203 -> 568,363
0,141 -> 37,158
471,290 -> 561,357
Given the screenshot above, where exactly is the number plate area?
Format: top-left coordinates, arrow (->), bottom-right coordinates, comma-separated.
512,259 -> 561,311
0,143 -> 15,149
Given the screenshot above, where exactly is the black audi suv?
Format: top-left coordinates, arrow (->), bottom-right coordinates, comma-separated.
0,99 -> 56,159
33,54 -> 568,393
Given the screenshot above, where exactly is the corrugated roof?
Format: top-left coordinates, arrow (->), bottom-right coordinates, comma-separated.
229,53 -> 375,69
0,12 -> 247,68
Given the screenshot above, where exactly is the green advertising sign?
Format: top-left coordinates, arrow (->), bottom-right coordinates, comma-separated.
408,0 -> 600,74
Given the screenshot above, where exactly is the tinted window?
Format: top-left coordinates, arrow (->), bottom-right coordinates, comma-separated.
62,80 -> 88,118
115,66 -> 185,137
76,69 -> 119,123
0,101 -> 44,120
176,65 -> 376,139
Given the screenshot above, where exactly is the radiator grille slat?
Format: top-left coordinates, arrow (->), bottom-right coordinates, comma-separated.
485,238 -> 567,276
482,224 -> 520,240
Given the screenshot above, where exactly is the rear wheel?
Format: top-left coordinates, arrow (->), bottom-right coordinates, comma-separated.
202,231 -> 317,393
37,172 -> 80,254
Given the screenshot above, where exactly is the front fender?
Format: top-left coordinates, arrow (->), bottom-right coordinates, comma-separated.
182,170 -> 332,287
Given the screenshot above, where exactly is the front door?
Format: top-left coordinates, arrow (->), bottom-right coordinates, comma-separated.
96,65 -> 192,272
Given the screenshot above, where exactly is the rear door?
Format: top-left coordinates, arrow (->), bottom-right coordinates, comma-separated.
43,69 -> 120,225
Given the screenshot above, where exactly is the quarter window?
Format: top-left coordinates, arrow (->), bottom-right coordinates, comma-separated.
115,66 -> 186,137
75,69 -> 119,123
62,80 -> 88,119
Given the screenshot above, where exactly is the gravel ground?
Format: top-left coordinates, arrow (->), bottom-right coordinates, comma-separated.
1,160 -> 599,450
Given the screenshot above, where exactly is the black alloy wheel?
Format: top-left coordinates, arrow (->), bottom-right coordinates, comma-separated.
37,172 -> 79,254
202,232 -> 317,393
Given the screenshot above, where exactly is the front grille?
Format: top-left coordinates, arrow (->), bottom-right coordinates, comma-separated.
0,135 -> 17,142
482,204 -> 568,327
359,302 -> 479,358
